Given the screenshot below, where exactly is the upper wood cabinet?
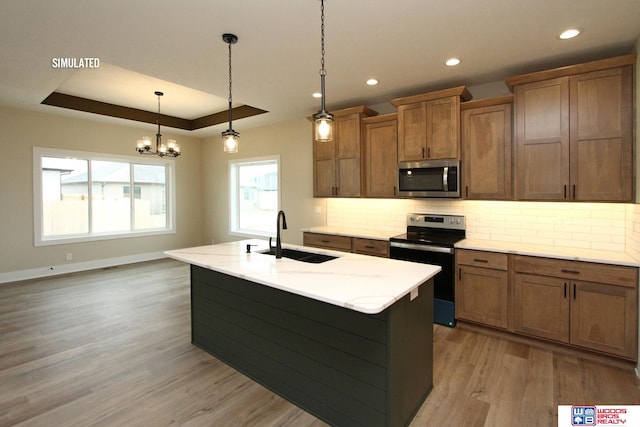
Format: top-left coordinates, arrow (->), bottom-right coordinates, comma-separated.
507,54 -> 635,202
391,86 -> 472,161
460,96 -> 513,200
313,106 -> 377,197
363,113 -> 398,198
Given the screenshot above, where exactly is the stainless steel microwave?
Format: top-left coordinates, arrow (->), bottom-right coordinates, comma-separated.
397,159 -> 461,198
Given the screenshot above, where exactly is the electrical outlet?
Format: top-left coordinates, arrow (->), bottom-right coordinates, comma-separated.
65,252 -> 73,261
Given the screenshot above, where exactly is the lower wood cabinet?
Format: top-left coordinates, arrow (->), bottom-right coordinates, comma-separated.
303,232 -> 389,258
513,255 -> 638,360
456,250 -> 638,361
303,232 -> 352,252
456,249 -> 509,329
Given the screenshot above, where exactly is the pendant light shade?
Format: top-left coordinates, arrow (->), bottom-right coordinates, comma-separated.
222,33 -> 239,153
312,0 -> 333,142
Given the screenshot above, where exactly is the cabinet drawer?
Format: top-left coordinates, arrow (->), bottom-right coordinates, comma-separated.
303,232 -> 352,252
457,249 -> 508,270
353,238 -> 389,257
514,255 -> 638,288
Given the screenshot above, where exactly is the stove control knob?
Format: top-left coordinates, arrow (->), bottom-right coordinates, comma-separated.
410,216 -> 418,222
456,219 -> 461,224
449,219 -> 454,224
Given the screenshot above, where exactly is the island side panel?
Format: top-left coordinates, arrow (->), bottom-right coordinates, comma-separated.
387,280 -> 434,427
191,265 -> 389,427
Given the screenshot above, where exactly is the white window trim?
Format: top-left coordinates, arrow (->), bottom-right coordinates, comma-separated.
33,146 -> 176,246
229,155 -> 281,239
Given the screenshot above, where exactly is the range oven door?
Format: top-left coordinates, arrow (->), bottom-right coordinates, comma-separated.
390,242 -> 456,327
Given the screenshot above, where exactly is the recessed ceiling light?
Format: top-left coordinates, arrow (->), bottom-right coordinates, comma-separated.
366,78 -> 378,86
559,28 -> 581,39
312,92 -> 322,98
445,58 -> 461,66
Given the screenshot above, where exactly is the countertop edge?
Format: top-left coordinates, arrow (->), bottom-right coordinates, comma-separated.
455,239 -> 640,267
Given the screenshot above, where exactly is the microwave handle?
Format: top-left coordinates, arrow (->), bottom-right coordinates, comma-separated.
443,166 -> 448,191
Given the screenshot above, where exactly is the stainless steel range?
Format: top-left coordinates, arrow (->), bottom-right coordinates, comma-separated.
390,213 -> 466,327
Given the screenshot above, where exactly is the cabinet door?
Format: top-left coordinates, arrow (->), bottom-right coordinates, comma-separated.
570,281 -> 637,359
313,136 -> 336,197
514,77 -> 570,200
335,113 -> 362,197
457,265 -> 509,329
426,96 -> 459,159
569,66 -> 633,201
513,273 -> 569,342
397,102 -> 426,161
364,118 -> 398,197
461,103 -> 512,199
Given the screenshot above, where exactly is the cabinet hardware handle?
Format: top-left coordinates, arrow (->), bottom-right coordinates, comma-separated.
365,245 -> 375,249
573,283 -> 576,300
561,269 -> 580,275
564,282 -> 567,298
335,186 -> 339,195
422,147 -> 426,158
427,147 -> 431,158
473,259 -> 489,263
573,184 -> 576,199
393,186 -> 397,196
564,185 -> 567,199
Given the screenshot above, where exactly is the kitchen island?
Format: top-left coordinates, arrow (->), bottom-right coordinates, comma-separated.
166,240 -> 440,427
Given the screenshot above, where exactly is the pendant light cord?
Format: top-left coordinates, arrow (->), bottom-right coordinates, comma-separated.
319,0 -> 327,113
228,40 -> 233,126
320,0 -> 325,75
156,92 -> 162,148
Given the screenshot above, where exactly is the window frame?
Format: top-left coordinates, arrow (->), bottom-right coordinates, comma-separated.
33,146 -> 176,246
229,155 -> 281,239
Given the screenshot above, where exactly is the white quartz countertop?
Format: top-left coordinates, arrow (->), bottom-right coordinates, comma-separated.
165,239 -> 440,314
456,239 -> 640,267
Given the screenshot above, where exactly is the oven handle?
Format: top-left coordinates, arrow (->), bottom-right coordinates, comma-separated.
390,241 -> 454,254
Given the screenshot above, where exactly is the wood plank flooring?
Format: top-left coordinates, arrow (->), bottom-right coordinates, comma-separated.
1,259 -> 639,426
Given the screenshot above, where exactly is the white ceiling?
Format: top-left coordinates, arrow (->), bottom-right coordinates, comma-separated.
1,0 -> 639,137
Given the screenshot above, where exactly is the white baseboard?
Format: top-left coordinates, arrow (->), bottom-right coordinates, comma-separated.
0,252 -> 167,284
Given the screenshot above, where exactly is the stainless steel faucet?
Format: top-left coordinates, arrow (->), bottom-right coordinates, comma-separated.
275,210 -> 287,259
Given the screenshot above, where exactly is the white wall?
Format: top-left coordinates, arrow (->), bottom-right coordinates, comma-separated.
0,107 -> 206,276
202,117 -> 325,246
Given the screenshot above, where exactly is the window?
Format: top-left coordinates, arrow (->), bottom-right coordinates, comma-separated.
34,147 -> 175,246
229,156 -> 280,237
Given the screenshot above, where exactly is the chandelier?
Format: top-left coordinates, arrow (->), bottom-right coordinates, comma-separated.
222,33 -> 239,153
136,91 -> 180,158
312,0 -> 333,142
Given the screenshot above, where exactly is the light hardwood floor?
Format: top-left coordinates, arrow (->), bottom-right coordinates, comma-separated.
1,259 -> 639,426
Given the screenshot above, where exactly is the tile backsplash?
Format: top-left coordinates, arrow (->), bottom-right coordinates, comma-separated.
326,198 -> 640,256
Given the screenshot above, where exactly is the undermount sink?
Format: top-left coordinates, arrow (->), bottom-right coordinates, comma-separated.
259,248 -> 337,264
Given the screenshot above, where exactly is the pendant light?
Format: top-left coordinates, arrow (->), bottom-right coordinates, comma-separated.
312,0 -> 333,142
222,33 -> 239,153
136,91 -> 180,157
